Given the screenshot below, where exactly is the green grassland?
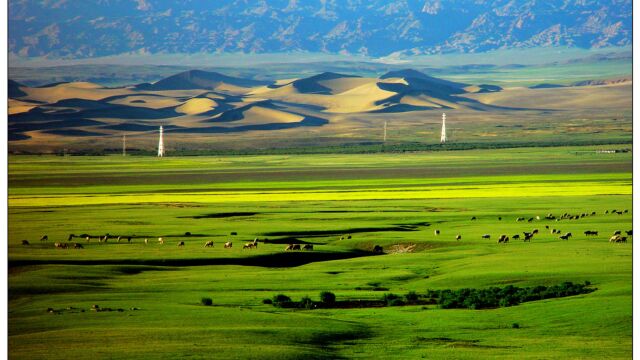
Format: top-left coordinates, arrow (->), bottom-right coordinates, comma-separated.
8,146 -> 632,359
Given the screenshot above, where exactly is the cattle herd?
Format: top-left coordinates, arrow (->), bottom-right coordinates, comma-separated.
428,210 -> 631,245
28,233 -> 319,252
18,210 -> 631,254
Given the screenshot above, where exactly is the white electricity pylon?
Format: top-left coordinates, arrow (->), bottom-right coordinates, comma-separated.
440,113 -> 447,144
383,121 -> 387,142
157,126 -> 165,157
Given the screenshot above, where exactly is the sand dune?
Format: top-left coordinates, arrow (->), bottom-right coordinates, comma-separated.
8,69 -> 631,150
137,70 -> 271,93
107,94 -> 184,109
466,83 -> 631,110
175,98 -> 219,115
8,99 -> 39,115
18,82 -> 133,103
238,106 -> 304,125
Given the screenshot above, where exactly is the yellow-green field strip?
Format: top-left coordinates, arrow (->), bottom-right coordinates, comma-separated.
9,179 -> 630,207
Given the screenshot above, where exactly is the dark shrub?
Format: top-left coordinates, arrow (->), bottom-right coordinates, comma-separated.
262,298 -> 273,304
388,298 -> 405,306
201,297 -> 213,306
185,232 -> 191,236
300,296 -> 315,309
383,293 -> 400,305
404,291 -> 419,303
320,291 -> 336,305
512,323 -> 520,329
272,294 -> 292,307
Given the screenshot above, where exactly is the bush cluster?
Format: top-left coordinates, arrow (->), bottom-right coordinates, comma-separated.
267,282 -> 593,310
426,281 -> 593,310
201,297 -> 213,306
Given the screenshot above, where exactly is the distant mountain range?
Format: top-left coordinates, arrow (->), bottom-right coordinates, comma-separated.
9,0 -> 631,59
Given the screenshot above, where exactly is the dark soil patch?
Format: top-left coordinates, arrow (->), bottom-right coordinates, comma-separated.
263,222 -> 429,237
9,250 -> 379,269
178,212 -> 259,219
413,337 -> 520,349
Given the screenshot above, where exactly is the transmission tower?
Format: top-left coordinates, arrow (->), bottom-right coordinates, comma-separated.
440,113 -> 447,144
157,126 -> 165,157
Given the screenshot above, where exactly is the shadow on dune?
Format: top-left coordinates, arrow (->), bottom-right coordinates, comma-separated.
43,129 -> 108,137
174,115 -> 328,133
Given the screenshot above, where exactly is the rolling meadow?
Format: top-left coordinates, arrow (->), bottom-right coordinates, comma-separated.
8,146 -> 632,359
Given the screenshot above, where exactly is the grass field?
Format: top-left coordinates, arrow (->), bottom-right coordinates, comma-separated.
8,146 -> 632,359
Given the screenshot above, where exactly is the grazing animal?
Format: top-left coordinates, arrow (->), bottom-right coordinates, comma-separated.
523,234 -> 532,242
85,236 -> 91,242
584,230 -> 598,236
158,237 -> 164,244
545,225 -> 549,229
613,230 -> 622,236
605,210 -> 609,214
591,211 -> 596,215
482,234 -> 491,239
21,240 -> 29,246
497,235 -> 509,243
224,242 -> 233,248
302,244 -> 314,251
204,241 -> 214,247
243,243 -> 255,249
624,209 -> 628,213
471,216 -> 477,220
516,217 -> 525,222
55,242 -> 68,249
252,239 -> 258,248
292,244 -> 301,251
67,234 -> 75,241
347,235 -> 352,239
230,232 -> 237,236
512,234 -> 520,240
559,234 -> 570,240
532,229 -> 539,235
40,235 -> 48,242
117,236 -> 122,243
455,234 -> 462,241
609,235 -> 620,243
625,230 -> 632,236
434,230 -> 440,235
339,236 -> 344,240
373,245 -> 383,253
285,244 -> 295,251
498,217 -> 502,221
617,236 -> 627,243
74,243 -> 83,249
144,238 -> 148,245
177,241 -> 185,247
527,217 -> 534,223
